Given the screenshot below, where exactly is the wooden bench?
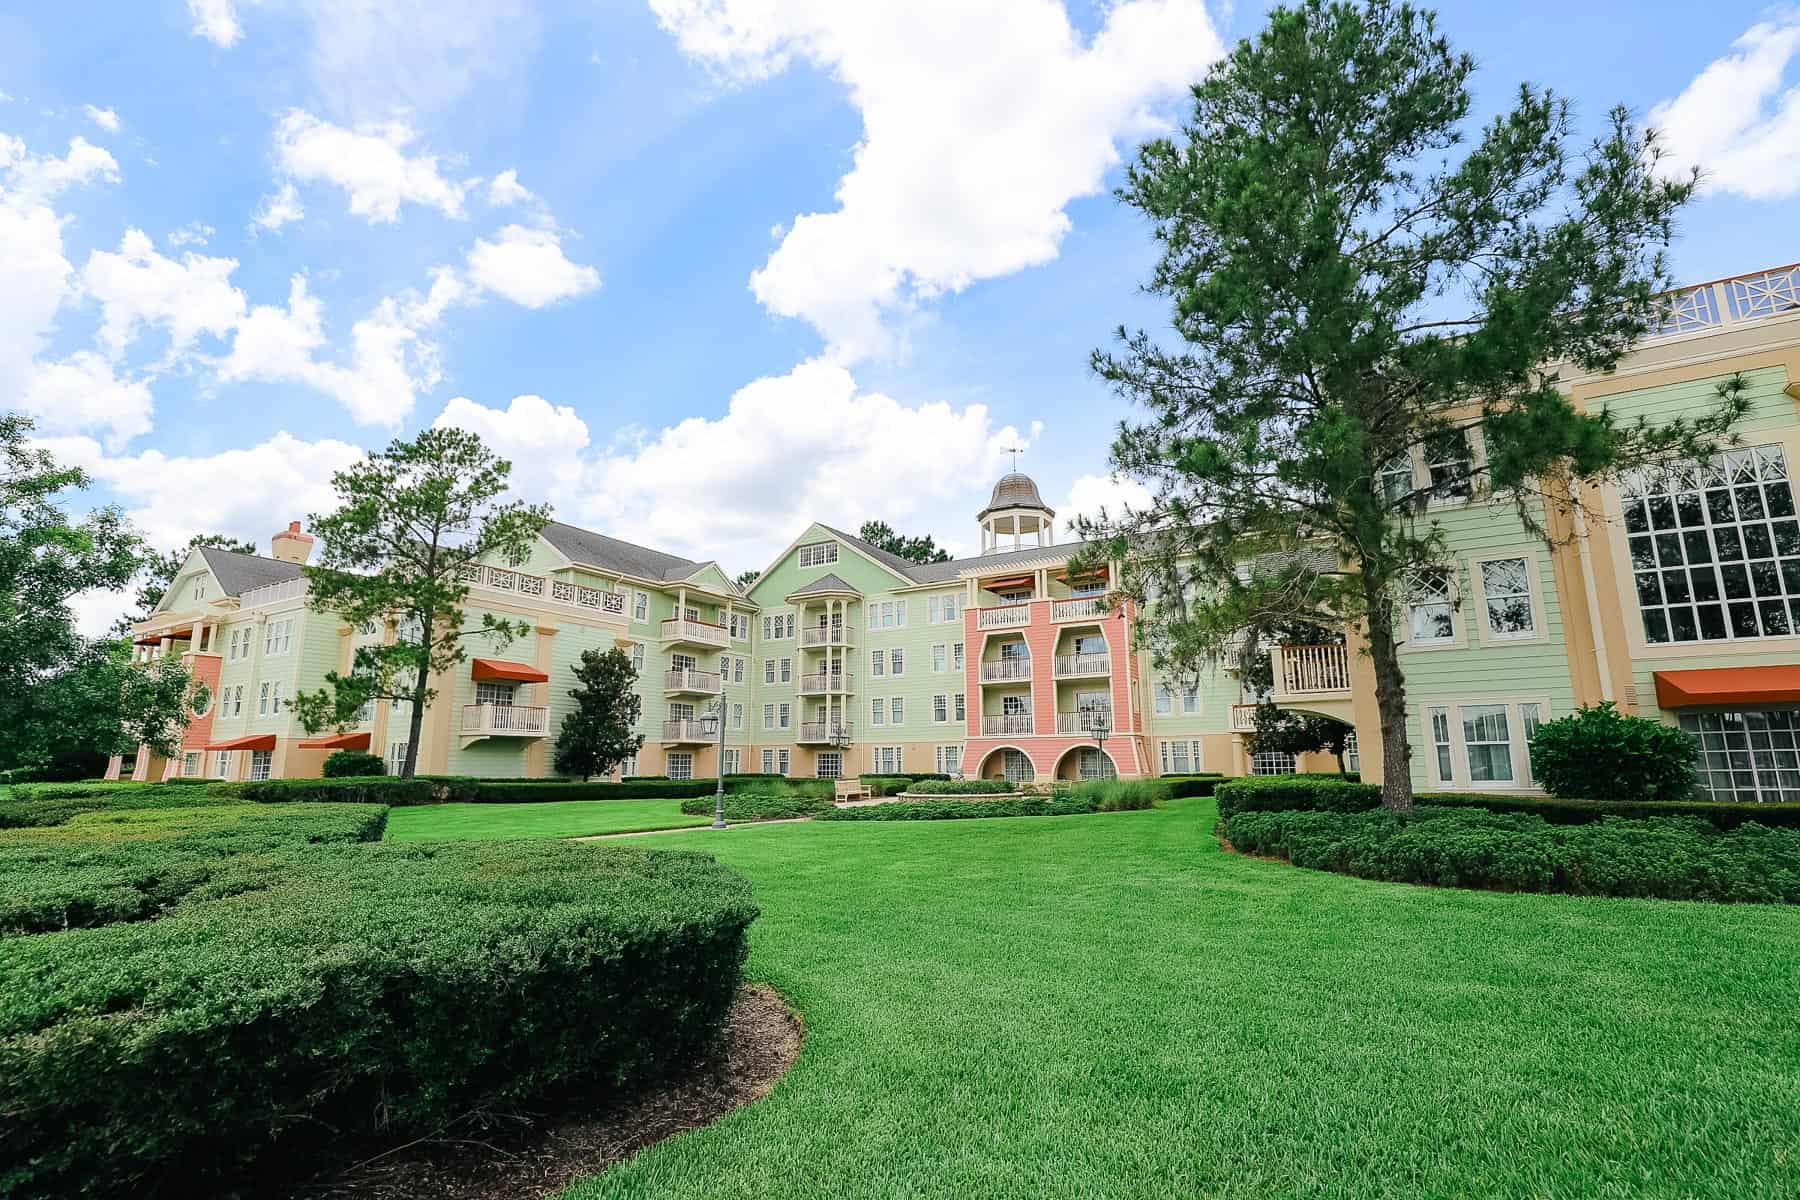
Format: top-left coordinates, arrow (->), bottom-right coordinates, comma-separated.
834,777 -> 869,803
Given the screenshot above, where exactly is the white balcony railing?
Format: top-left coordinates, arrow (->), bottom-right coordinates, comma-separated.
982,714 -> 1035,736
461,703 -> 548,737
1230,704 -> 1258,732
663,669 -> 721,694
1052,653 -> 1110,678
800,625 -> 853,647
976,604 -> 1032,630
238,577 -> 308,608
798,721 -> 852,743
457,563 -> 628,617
980,658 -> 1032,683
662,617 -> 729,648
798,672 -> 853,694
1051,597 -> 1105,622
1055,709 -> 1113,734
1646,263 -> 1800,342
661,718 -> 711,743
1276,643 -> 1351,696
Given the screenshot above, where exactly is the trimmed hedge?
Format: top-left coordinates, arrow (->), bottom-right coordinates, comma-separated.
0,784 -> 232,829
679,793 -> 834,821
322,749 -> 386,777
1161,774 -> 1227,798
857,772 -> 950,784
0,827 -> 757,1195
469,779 -> 716,803
209,776 -> 482,805
819,794 -> 1136,821
859,776 -> 916,797
1213,776 -> 1800,830
1222,804 -> 1800,903
907,779 -> 1017,795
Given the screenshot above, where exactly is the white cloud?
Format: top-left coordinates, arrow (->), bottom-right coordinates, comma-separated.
253,182 -> 304,231
1651,13 -> 1800,200
22,352 -> 155,450
80,229 -> 247,360
0,133 -> 119,207
167,222 -> 215,248
1062,472 -> 1153,534
83,105 -> 121,134
188,0 -> 245,47
652,0 -> 1224,360
464,224 -> 600,308
433,392 -> 593,505
486,168 -> 533,207
273,109 -> 469,223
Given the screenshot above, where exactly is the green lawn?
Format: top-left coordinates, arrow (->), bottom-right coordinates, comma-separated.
384,799 -> 709,841
553,797 -> 1800,1200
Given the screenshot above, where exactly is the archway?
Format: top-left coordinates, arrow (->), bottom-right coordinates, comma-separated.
976,746 -> 1036,783
1053,745 -> 1118,782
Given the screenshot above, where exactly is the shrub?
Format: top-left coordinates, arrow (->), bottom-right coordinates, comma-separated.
1529,702 -> 1698,802
1065,778 -> 1166,811
1221,804 -> 1800,903
1214,776 -> 1382,818
820,794 -> 1142,821
907,779 -> 1017,795
679,792 -> 834,821
724,776 -> 832,799
209,776 -> 480,806
0,834 -> 757,1195
856,772 -> 950,785
472,779 -> 716,803
321,749 -> 386,777
0,784 -> 229,829
1159,774 -> 1226,798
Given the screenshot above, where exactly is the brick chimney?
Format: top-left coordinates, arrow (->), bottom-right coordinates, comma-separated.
270,520 -> 314,565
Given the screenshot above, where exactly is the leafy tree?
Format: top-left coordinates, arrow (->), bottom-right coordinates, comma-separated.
132,533 -> 259,619
289,427 -> 551,778
553,646 -> 645,780
1247,703 -> 1354,774
736,568 -> 762,589
1073,0 -> 1746,810
858,519 -> 952,565
1529,702 -> 1696,802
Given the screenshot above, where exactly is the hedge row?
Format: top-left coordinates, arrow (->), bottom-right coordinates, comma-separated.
678,793 -> 835,821
1161,774 -> 1227,798
1212,776 -> 1800,829
1221,804 -> 1800,903
820,794 -> 1127,822
907,779 -> 1017,795
0,784 -> 235,829
0,831 -> 757,1195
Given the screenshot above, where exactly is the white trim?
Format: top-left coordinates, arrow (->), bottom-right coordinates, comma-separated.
1469,550 -> 1548,646
1418,696 -> 1553,792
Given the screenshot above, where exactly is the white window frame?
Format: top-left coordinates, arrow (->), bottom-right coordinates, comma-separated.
762,749 -> 775,773
889,648 -> 904,676
630,642 -> 645,673
474,681 -> 516,707
870,698 -> 885,726
778,703 -> 791,729
668,752 -> 694,781
1154,684 -> 1173,716
1251,751 -> 1298,775
870,649 -> 884,678
1422,698 -> 1550,791
1424,426 -> 1478,507
932,643 -> 946,673
932,694 -> 949,723
777,749 -> 790,776
250,749 -> 274,781
1471,553 -> 1544,644
212,750 -> 232,779
723,748 -> 741,775
890,696 -> 904,725
633,591 -> 649,622
954,692 -> 966,722
763,704 -> 775,730
953,642 -> 964,670
935,745 -> 961,774
1405,565 -> 1460,649
817,750 -> 843,779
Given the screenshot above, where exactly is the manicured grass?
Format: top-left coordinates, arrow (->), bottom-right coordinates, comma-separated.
384,799 -> 710,841
563,797 -> 1800,1199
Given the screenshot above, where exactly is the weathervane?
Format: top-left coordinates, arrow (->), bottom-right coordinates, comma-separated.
1005,445 -> 1025,473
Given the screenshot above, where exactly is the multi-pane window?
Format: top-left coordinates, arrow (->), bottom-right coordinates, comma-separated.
762,749 -> 775,773
763,704 -> 775,730
932,694 -> 949,723
1001,749 -> 1033,782
732,703 -> 744,730
1428,707 -> 1453,783
1680,710 -> 1800,803
1377,454 -> 1414,506
953,642 -> 964,670
1070,578 -> 1107,598
932,644 -> 947,672
868,601 -> 907,629
733,657 -> 745,684
474,681 -> 515,707
765,659 -> 777,684
871,699 -> 886,725
1160,739 -> 1201,774
1154,685 -> 1173,715
633,591 -> 648,621
798,541 -> 839,567
872,746 -> 903,773
870,650 -> 885,678
630,643 -> 645,674
212,750 -> 232,778
182,751 -> 202,777
816,751 -> 843,778
1622,445 -> 1800,644
1250,751 -> 1297,775
250,749 -> 273,780
1181,685 -> 1199,714
1344,731 -> 1360,775
779,657 -> 792,683
928,593 -> 963,624
1407,568 -> 1456,644
1461,704 -> 1514,783
888,649 -> 904,676
778,703 -> 791,729
723,749 -> 741,775
1425,428 -> 1473,503
935,745 -> 962,774
668,752 -> 693,781
620,753 -> 638,778
263,618 -> 293,656
777,749 -> 790,776
953,692 -> 966,722
1001,695 -> 1028,716
1480,557 -> 1536,638
1076,748 -> 1116,780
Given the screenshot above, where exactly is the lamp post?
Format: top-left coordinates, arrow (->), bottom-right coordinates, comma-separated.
1088,707 -> 1113,780
702,689 -> 727,829
829,721 -> 850,778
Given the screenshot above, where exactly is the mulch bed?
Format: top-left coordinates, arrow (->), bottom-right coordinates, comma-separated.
294,984 -> 801,1200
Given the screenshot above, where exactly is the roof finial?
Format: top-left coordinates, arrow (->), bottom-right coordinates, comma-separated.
1006,445 -> 1024,474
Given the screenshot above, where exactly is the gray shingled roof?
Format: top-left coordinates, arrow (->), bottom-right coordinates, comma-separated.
198,546 -> 304,598
815,523 -> 1093,586
787,572 -> 862,598
540,520 -> 710,584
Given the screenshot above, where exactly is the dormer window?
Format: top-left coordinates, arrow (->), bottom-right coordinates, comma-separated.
798,541 -> 839,567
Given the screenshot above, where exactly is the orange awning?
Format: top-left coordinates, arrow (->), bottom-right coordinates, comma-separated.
297,732 -> 371,751
134,634 -> 163,646
471,657 -> 549,683
1654,665 -> 1800,709
206,734 -> 277,751
982,575 -> 1036,592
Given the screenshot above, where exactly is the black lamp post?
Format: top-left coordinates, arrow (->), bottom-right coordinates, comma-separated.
1088,707 -> 1114,779
701,689 -> 727,829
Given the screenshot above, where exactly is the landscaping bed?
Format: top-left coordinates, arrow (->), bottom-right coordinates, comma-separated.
679,793 -> 834,822
0,792 -> 759,1196
823,780 -> 1164,822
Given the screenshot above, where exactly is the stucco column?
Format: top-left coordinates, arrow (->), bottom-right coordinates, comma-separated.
527,625 -> 557,777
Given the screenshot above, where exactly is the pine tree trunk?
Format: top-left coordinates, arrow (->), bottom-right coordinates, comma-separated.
402,616 -> 432,779
1360,571 -> 1414,812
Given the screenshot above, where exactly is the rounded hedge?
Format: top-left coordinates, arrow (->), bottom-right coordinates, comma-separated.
1529,702 -> 1698,802
0,808 -> 758,1196
321,748 -> 386,777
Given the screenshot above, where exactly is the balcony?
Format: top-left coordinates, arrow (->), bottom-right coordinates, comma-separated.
1230,704 -> 1258,733
1644,263 -> 1800,344
663,669 -> 721,695
1055,709 -> 1113,734
662,617 -> 729,648
461,703 -> 548,739
982,714 -> 1035,736
976,604 -> 1032,630
798,672 -> 853,695
1275,643 -> 1351,697
980,658 -> 1032,683
800,624 -> 854,647
1051,597 -> 1106,622
1052,652 -> 1110,679
661,718 -> 712,744
798,721 -> 852,744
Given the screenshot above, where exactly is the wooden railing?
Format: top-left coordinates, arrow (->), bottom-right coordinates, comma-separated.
798,672 -> 853,694
1052,653 -> 1110,678
1646,263 -> 1800,341
1230,704 -> 1258,732
801,625 -> 853,647
458,563 -> 628,616
662,617 -> 728,647
663,669 -> 721,693
1276,643 -> 1351,695
461,703 -> 548,737
1051,598 -> 1104,622
661,718 -> 711,742
982,714 -> 1035,736
1055,710 -> 1112,733
798,722 -> 852,743
238,577 -> 308,608
980,658 -> 1032,683
976,604 -> 1031,630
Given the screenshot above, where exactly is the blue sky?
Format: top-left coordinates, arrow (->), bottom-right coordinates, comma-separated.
1,1 -> 1794,630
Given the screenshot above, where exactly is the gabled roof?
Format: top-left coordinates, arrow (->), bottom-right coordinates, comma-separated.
197,546 -> 304,598
813,524 -> 1096,586
814,524 -> 925,581
539,521 -> 714,586
787,572 -> 862,599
